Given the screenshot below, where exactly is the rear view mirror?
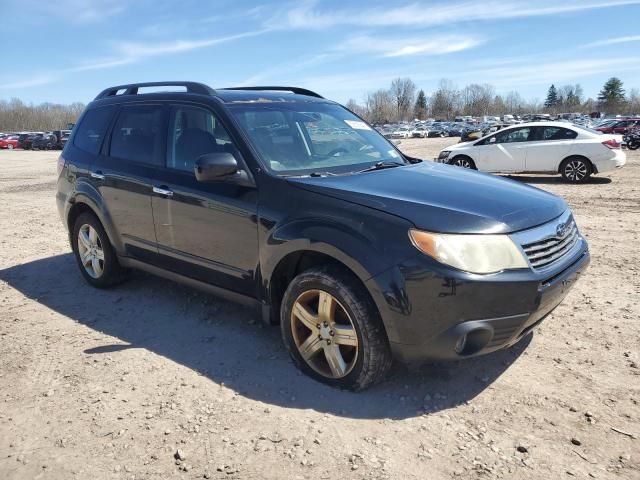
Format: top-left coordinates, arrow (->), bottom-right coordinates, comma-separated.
194,152 -> 252,187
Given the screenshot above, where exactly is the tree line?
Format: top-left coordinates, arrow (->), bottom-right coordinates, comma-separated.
347,77 -> 640,124
1,76 -> 639,131
0,98 -> 85,132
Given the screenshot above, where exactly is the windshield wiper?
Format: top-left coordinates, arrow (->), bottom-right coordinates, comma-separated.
308,171 -> 340,177
356,161 -> 405,174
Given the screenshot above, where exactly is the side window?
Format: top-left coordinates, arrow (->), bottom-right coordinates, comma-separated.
167,105 -> 235,172
494,127 -> 531,144
110,105 -> 165,164
541,127 -> 578,141
73,106 -> 115,154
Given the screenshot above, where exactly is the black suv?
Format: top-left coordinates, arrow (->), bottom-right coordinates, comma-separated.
57,82 -> 590,390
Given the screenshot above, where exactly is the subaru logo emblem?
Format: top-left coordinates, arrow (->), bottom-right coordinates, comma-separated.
556,222 -> 568,238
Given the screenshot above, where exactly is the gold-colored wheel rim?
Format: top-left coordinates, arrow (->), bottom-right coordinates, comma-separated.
291,289 -> 358,379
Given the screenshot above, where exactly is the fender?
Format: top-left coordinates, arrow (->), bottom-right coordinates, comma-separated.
66,179 -> 124,254
258,216 -> 414,341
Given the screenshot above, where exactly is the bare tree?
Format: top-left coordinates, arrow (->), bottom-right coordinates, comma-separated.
430,79 -> 459,119
389,78 -> 416,121
365,89 -> 394,124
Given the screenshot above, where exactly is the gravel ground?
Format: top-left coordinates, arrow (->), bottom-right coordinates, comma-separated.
0,139 -> 638,480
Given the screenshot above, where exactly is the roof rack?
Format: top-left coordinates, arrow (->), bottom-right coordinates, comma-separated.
220,86 -> 324,99
94,81 -> 215,100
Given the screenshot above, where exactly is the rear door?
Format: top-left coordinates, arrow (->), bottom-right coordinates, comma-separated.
474,126 -> 533,172
91,103 -> 167,262
150,103 -> 258,296
524,126 -> 577,172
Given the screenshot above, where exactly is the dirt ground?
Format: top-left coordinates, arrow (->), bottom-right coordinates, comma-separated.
0,139 -> 638,480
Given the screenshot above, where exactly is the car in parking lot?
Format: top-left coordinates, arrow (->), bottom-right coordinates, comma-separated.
57,82 -> 590,390
436,122 -> 626,183
390,125 -> 411,138
0,135 -> 20,149
595,118 -> 640,135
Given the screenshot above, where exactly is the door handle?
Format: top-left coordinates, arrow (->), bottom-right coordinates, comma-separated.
90,171 -> 105,180
152,186 -> 174,197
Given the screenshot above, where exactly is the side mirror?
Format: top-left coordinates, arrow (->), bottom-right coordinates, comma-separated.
489,137 -> 497,143
194,152 -> 240,182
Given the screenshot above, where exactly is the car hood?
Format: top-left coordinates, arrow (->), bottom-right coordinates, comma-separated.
287,162 -> 566,234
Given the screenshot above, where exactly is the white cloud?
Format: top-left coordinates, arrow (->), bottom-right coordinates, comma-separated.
269,0 -> 640,29
0,76 -> 57,90
583,35 -> 640,47
340,34 -> 484,57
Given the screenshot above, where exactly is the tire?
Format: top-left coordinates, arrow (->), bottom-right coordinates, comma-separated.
280,266 -> 392,391
7,144 -> 13,150
72,212 -> 127,288
560,156 -> 592,183
628,141 -> 639,150
449,155 -> 476,169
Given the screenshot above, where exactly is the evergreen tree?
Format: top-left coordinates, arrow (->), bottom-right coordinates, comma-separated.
413,89 -> 427,119
598,77 -> 626,113
544,84 -> 558,108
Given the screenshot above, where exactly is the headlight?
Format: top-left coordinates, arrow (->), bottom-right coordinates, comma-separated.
408,229 -> 528,274
438,150 -> 451,160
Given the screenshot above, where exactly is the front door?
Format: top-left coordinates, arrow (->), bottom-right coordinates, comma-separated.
151,103 -> 259,296
476,126 -> 533,172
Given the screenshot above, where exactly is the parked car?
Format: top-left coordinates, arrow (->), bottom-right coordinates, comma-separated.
595,118 -> 640,134
0,135 -> 20,149
31,133 -> 57,150
411,126 -> 429,138
390,126 -> 411,138
57,82 -> 590,390
17,133 -> 36,150
52,130 -> 72,149
427,123 -> 448,137
436,122 -> 625,183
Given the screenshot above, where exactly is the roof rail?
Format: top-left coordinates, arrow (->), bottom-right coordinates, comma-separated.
94,81 -> 215,100
220,86 -> 324,99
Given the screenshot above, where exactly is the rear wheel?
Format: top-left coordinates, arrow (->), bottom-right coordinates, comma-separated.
560,156 -> 592,183
628,140 -> 639,150
450,155 -> 476,169
280,266 -> 392,390
7,144 -> 13,150
72,212 -> 127,288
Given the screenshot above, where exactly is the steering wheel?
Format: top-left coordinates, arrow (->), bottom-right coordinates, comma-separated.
326,147 -> 349,157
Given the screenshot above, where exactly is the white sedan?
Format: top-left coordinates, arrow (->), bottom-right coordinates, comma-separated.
435,122 -> 626,183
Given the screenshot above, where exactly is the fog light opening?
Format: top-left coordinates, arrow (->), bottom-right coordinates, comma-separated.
455,327 -> 492,356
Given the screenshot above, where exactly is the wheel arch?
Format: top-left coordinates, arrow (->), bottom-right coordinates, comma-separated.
65,182 -> 123,253
559,154 -> 595,174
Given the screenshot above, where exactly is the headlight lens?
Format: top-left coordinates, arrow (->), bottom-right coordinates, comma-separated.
408,229 -> 528,274
438,150 -> 450,159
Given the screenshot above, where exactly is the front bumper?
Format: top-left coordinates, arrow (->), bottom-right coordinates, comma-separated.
366,238 -> 590,364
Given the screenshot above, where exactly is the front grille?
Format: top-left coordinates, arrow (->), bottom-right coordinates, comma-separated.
521,219 -> 578,269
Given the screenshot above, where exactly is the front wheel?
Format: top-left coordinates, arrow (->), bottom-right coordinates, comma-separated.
628,140 -> 639,150
560,156 -> 592,183
449,155 -> 476,169
280,267 -> 392,391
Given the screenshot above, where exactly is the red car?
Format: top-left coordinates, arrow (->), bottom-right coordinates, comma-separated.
0,135 -> 20,149
596,118 -> 640,134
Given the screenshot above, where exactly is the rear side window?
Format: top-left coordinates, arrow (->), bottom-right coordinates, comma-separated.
73,106 -> 114,154
540,127 -> 578,140
110,105 -> 166,164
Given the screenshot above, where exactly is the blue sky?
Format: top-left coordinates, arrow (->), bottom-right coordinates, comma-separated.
1,0 -> 640,105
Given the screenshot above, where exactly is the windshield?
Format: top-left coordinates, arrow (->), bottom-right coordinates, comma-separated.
229,102 -> 406,175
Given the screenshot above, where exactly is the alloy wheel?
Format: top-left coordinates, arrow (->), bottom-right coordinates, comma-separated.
290,289 -> 358,379
77,224 -> 105,279
453,157 -> 472,168
564,160 -> 588,182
